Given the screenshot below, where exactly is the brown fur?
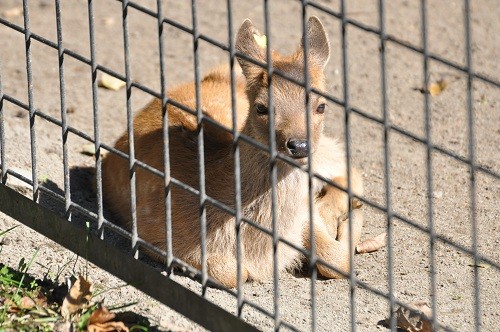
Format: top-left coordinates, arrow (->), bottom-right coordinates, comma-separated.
101,17 -> 364,287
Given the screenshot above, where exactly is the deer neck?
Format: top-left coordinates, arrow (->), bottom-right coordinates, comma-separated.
237,122 -> 300,206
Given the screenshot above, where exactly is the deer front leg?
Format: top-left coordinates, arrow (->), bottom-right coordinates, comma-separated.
304,209 -> 363,279
307,175 -> 364,278
316,174 -> 364,243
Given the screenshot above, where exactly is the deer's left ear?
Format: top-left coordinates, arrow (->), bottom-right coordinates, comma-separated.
298,16 -> 330,68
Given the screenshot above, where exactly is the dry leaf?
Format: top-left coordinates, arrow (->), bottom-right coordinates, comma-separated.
81,144 -> 105,157
89,306 -> 116,325
428,79 -> 447,96
19,296 -> 36,309
356,232 -> 387,254
88,307 -> 129,332
88,321 -> 129,332
253,33 -> 267,48
2,7 -> 23,18
5,298 -> 21,313
383,301 -> 433,332
81,144 -> 97,156
98,73 -> 125,91
61,276 -> 92,319
35,292 -> 48,307
352,198 -> 363,209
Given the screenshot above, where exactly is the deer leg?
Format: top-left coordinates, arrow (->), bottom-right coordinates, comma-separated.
308,176 -> 364,278
203,254 -> 248,288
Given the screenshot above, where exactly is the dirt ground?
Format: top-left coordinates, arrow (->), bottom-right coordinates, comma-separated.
0,0 -> 499,331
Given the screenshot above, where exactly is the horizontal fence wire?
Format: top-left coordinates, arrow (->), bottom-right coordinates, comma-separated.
0,0 -> 498,331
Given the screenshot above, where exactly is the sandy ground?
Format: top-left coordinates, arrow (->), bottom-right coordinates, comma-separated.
0,0 -> 499,331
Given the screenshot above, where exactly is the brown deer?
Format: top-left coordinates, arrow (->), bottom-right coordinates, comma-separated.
101,16 -> 364,288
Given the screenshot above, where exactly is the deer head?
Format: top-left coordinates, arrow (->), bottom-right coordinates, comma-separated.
236,16 -> 330,164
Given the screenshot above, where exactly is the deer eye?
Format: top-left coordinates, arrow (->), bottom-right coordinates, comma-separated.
316,103 -> 326,114
255,103 -> 269,115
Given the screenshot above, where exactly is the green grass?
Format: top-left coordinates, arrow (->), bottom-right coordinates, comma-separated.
0,226 -> 154,331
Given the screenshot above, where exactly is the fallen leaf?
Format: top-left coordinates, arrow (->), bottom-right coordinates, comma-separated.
428,79 -> 447,96
88,306 -> 129,332
2,7 -> 23,18
356,232 -> 387,254
88,321 -> 129,332
35,292 -> 48,307
89,306 -> 116,325
20,296 -> 36,309
81,144 -> 104,157
382,301 -> 433,332
352,198 -> 363,209
39,174 -> 50,183
81,144 -> 97,156
98,73 -> 125,91
61,276 -> 92,319
253,33 -> 267,48
5,298 -> 21,313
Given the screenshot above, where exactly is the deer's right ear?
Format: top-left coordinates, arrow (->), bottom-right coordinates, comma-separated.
236,19 -> 266,79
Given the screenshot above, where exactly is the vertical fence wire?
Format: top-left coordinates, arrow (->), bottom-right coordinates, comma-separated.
262,0 -> 281,329
22,0 -> 38,202
121,0 -> 139,258
225,0 -> 245,317
87,0 -> 104,236
190,0 -> 208,295
339,1 -> 357,330
156,0 -> 174,272
463,1 -> 481,330
420,0 -> 438,330
55,0 -> 72,221
377,0 -> 396,330
0,63 -> 5,184
299,3 -> 317,331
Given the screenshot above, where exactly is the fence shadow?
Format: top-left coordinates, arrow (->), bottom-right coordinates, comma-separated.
38,166 -> 136,258
37,166 -> 188,275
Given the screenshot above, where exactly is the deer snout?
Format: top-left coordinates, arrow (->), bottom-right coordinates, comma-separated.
286,138 -> 309,159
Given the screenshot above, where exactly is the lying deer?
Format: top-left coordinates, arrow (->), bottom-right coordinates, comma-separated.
101,16 -> 364,288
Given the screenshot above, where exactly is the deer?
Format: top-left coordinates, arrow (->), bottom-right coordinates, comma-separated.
101,16 -> 364,288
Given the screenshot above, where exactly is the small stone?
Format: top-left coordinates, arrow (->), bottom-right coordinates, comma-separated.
432,191 -> 443,199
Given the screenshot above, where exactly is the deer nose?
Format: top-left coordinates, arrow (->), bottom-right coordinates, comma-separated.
286,138 -> 309,158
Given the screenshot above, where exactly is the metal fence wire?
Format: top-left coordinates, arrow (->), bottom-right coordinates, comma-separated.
0,0 -> 499,331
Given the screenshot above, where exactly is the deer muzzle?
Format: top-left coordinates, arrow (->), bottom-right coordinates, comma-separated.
286,138 -> 309,159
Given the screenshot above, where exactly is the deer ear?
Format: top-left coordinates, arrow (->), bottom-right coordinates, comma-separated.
299,16 -> 330,68
236,19 -> 266,79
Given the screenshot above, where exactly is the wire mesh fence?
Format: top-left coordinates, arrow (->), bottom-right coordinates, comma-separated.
0,0 -> 499,331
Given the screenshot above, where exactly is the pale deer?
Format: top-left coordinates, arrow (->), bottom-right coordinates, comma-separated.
101,16 -> 364,288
